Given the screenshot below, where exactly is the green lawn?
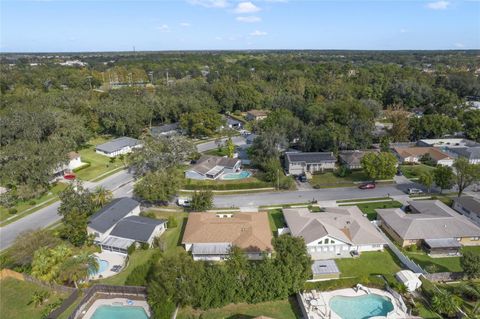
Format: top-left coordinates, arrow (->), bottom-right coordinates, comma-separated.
311,170 -> 370,188
177,297 -> 301,319
75,136 -> 125,181
337,197 -> 392,203
405,246 -> 480,273
183,175 -> 270,191
336,250 -> 403,278
340,200 -> 403,221
399,164 -> 435,179
267,209 -> 286,235
0,182 -> 68,223
0,278 -> 67,319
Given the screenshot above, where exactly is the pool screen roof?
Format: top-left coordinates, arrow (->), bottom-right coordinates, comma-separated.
311,259 -> 340,275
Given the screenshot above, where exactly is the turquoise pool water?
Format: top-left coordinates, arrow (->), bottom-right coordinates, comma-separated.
91,305 -> 149,319
221,171 -> 251,180
89,258 -> 109,276
329,294 -> 394,319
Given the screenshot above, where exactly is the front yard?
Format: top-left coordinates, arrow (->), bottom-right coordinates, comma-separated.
74,136 -> 125,181
399,164 -> 435,179
0,277 -> 67,319
310,170 -> 370,188
183,175 -> 271,191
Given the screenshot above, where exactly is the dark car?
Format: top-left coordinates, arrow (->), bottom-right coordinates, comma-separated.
359,183 -> 376,190
396,169 -> 403,176
299,174 -> 307,182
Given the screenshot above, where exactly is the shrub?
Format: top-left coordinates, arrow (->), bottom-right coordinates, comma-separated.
127,243 -> 136,255
140,211 -> 156,219
336,165 -> 351,177
140,242 -> 150,250
8,208 -> 17,215
125,251 -> 161,286
167,215 -> 178,228
29,200 -> 37,206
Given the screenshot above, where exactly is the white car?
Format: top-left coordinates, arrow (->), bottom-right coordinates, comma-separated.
177,198 -> 191,207
407,188 -> 423,195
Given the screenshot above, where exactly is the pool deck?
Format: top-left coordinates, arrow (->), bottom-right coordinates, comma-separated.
90,251 -> 127,280
81,298 -> 150,319
299,287 -> 408,319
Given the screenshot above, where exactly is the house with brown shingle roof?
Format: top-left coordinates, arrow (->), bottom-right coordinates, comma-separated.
182,212 -> 274,261
393,147 -> 454,166
246,109 -> 269,121
283,207 -> 386,260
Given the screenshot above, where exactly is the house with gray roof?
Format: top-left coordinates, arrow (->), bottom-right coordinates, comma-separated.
282,207 -> 386,260
87,198 -> 167,254
150,123 -> 180,137
338,150 -> 378,170
185,155 -> 241,180
453,196 -> 480,227
377,200 -> 480,255
285,152 -> 336,175
95,137 -> 143,157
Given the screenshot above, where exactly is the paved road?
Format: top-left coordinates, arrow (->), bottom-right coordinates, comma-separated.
0,170 -> 135,251
213,184 -> 406,208
196,136 -> 246,153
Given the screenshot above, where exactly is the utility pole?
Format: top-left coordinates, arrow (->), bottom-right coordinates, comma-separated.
165,69 -> 169,86
277,169 -> 280,190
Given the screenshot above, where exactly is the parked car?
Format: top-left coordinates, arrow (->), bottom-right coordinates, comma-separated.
298,174 -> 307,183
359,183 -> 376,190
396,169 -> 403,176
407,188 -> 423,195
177,198 -> 191,207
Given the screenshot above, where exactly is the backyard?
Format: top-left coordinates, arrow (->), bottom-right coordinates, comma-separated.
399,164 -> 435,179
339,200 -> 403,220
310,170 -> 371,188
177,298 -> 302,319
335,249 -> 403,278
267,209 -> 286,235
0,277 -> 68,319
74,136 -> 125,181
405,246 -> 480,273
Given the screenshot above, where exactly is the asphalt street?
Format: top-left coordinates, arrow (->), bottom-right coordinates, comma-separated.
196,135 -> 246,153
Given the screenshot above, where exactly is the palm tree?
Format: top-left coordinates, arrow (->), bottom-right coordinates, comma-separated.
92,187 -> 113,208
59,253 -> 99,288
29,290 -> 49,307
431,289 -> 462,318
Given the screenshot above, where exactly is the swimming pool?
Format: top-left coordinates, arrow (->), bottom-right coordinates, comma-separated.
89,258 -> 109,276
329,294 -> 394,319
221,171 -> 251,180
91,305 -> 148,319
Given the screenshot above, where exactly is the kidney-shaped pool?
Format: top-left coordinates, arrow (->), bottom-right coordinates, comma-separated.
329,294 -> 394,319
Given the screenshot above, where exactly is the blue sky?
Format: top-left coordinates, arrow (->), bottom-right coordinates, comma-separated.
1,0 -> 479,52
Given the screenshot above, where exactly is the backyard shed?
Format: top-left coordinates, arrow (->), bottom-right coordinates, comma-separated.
395,270 -> 422,292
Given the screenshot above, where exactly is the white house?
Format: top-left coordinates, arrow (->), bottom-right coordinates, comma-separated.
393,147 -> 454,166
53,152 -> 85,177
283,207 -> 386,260
88,198 -> 167,254
95,137 -> 143,157
285,152 -> 337,175
185,155 -> 241,180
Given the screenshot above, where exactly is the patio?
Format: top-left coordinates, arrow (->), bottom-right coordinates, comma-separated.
90,251 -> 127,280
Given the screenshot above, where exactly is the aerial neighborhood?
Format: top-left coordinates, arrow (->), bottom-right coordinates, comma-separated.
1,50 -> 480,319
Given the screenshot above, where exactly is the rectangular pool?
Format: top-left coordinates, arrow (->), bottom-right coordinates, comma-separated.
91,305 -> 149,319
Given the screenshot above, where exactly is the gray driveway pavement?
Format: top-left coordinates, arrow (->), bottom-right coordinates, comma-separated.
196,136 -> 246,153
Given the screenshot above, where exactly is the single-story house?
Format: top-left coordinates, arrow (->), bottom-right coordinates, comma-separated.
338,150 -> 377,170
225,116 -> 243,130
150,123 -> 179,137
453,196 -> 480,227
87,197 -> 166,254
53,152 -> 85,176
182,212 -> 274,261
246,109 -> 269,121
395,270 -> 422,292
417,138 -> 479,148
448,146 -> 480,164
416,138 -> 480,164
283,207 -> 386,260
311,260 -> 340,280
393,147 -> 454,166
95,137 -> 143,157
377,200 -> 480,255
285,152 -> 337,175
185,155 -> 241,180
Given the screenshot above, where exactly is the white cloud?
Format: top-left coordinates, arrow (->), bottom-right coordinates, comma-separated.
157,24 -> 171,32
180,22 -> 191,27
234,2 -> 261,14
236,16 -> 261,23
250,30 -> 267,36
455,43 -> 465,48
188,0 -> 229,8
426,1 -> 449,10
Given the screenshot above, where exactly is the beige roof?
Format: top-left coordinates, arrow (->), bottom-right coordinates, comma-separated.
182,212 -> 274,253
190,155 -> 240,175
282,207 -> 386,246
393,147 -> 451,161
377,200 -> 480,240
247,109 -> 269,117
67,151 -> 80,160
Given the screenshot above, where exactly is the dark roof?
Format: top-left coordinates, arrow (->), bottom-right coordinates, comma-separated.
449,146 -> 480,160
311,260 -> 340,275
227,117 -> 242,125
190,155 -> 240,175
109,216 -> 166,242
95,137 -> 141,153
286,152 -> 336,163
150,123 -> 179,135
339,150 -> 376,166
88,198 -> 140,233
454,196 -> 480,215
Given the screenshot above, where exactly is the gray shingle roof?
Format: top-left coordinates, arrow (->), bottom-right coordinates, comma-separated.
454,196 -> 480,216
339,150 -> 377,166
109,216 -> 166,242
95,137 -> 141,154
286,152 -> 336,164
377,200 -> 480,240
190,155 -> 240,175
449,146 -> 480,160
88,198 -> 140,233
150,123 -> 179,135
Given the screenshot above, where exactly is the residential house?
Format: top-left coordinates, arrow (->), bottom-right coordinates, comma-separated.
282,207 -> 386,260
393,147 -> 454,166
225,116 -> 244,130
87,197 -> 167,254
417,138 -> 480,164
95,137 -> 143,157
150,123 -> 179,137
182,212 -> 274,261
246,109 -> 269,121
448,147 -> 480,164
377,200 -> 480,255
285,152 -> 336,175
338,150 -> 377,170
453,196 -> 480,227
53,151 -> 84,177
185,155 -> 241,180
